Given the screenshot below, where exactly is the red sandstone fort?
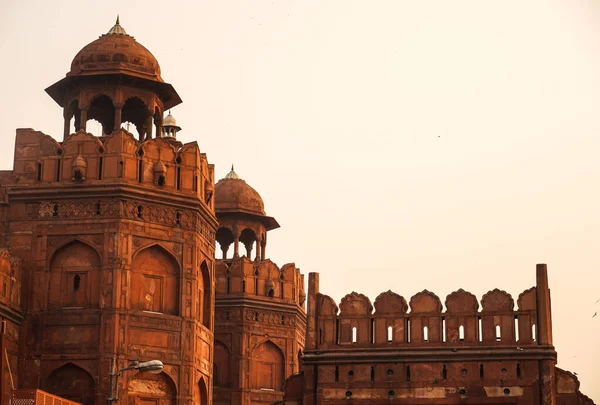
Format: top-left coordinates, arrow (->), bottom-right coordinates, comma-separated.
0,18 -> 594,405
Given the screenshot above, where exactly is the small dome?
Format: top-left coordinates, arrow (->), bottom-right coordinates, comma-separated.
214,167 -> 265,216
163,112 -> 177,126
153,160 -> 167,173
68,17 -> 162,82
73,155 -> 87,168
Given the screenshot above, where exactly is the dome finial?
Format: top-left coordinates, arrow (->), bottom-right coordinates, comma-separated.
224,165 -> 240,180
108,15 -> 127,35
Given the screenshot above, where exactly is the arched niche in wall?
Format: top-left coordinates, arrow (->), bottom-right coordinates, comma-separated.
251,340 -> 285,391
43,363 -> 96,405
48,240 -> 101,310
199,260 -> 211,328
213,341 -> 231,388
131,244 -> 180,315
128,371 -> 176,405
194,377 -> 209,405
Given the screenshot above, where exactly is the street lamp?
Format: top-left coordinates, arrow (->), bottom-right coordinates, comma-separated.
106,357 -> 164,405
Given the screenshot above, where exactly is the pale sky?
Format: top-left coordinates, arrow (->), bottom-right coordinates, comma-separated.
1,0 -> 599,400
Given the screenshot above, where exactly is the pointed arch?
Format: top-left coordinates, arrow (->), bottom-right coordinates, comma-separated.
131,244 -> 180,315
48,240 -> 101,309
199,260 -> 211,328
251,340 -> 285,391
43,362 -> 96,405
197,377 -> 209,405
128,371 -> 176,404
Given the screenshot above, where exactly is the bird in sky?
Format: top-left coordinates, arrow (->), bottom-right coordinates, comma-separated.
593,312 -> 597,318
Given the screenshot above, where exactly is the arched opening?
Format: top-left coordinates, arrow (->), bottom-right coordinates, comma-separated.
251,340 -> 285,391
216,227 -> 234,260
423,326 -> 429,342
387,326 -> 393,343
66,99 -> 81,136
48,241 -> 101,309
87,94 -> 115,136
214,341 -> 231,388
459,325 -> 465,341
128,371 -> 176,405
239,228 -> 257,259
199,261 -> 211,328
131,245 -> 180,315
495,325 -> 502,342
122,96 -> 148,139
532,324 -> 537,342
352,327 -> 357,343
43,363 -> 95,405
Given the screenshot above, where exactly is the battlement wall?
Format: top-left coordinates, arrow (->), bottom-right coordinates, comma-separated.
306,264 -> 553,351
8,128 -> 215,208
215,257 -> 306,308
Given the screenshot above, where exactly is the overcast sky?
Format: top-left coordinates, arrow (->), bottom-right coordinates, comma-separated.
1,0 -> 599,400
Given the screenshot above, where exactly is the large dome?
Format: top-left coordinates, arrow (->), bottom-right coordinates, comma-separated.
68,18 -> 162,82
214,168 -> 265,216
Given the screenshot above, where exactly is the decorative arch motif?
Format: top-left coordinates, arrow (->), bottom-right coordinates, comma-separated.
131,244 -> 180,315
43,363 -> 96,405
339,292 -> 373,316
373,290 -> 408,314
481,288 -> 514,312
128,371 -> 176,404
251,340 -> 285,391
409,290 -> 443,313
48,240 -> 101,309
445,289 -> 479,313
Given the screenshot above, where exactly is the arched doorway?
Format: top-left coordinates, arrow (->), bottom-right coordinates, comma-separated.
251,340 -> 285,391
43,363 -> 96,405
128,371 -> 176,405
131,245 -> 180,315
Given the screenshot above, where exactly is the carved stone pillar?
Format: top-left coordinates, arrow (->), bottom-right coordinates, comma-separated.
233,236 -> 239,259
80,109 -> 88,131
113,103 -> 123,131
260,238 -> 266,261
63,108 -> 71,140
145,114 -> 153,139
154,114 -> 163,138
255,239 -> 261,262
